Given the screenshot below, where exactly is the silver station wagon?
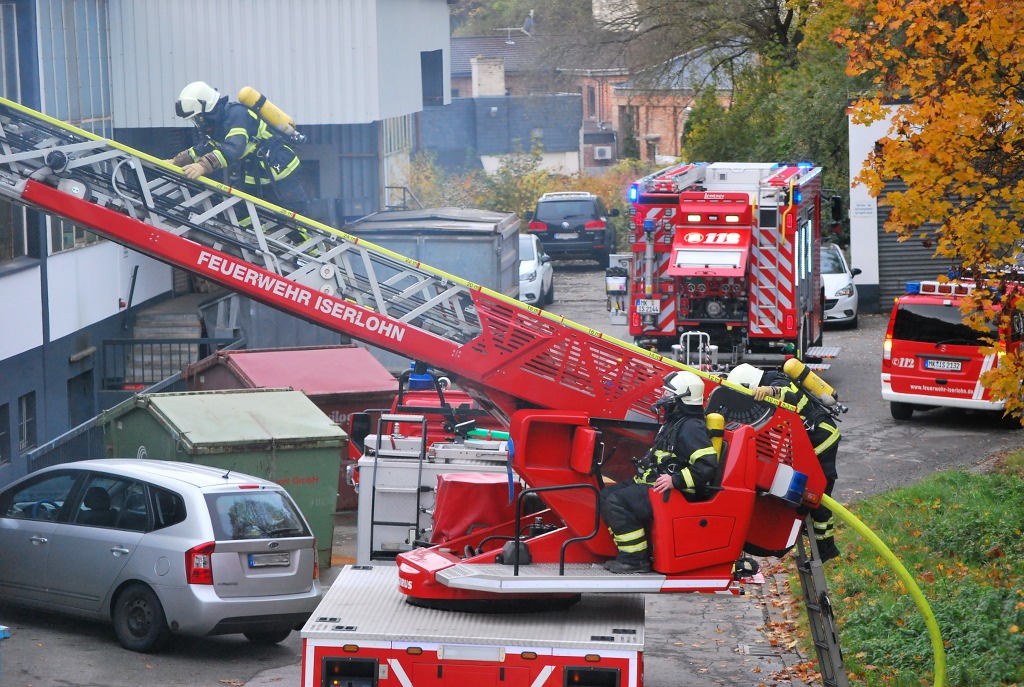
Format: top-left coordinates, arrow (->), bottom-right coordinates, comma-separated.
0,459 -> 322,651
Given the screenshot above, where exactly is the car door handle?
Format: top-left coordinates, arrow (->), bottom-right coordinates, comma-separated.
110,546 -> 131,556
30,535 -> 48,545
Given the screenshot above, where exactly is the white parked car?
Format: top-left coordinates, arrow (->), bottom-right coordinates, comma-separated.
821,243 -> 861,327
0,459 -> 322,652
518,233 -> 554,306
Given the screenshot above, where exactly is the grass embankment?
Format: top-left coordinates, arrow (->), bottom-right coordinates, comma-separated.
794,453 -> 1024,686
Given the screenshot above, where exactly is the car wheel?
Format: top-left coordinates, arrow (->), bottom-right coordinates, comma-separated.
544,277 -> 555,305
849,313 -> 859,329
244,628 -> 293,645
113,583 -> 170,652
890,401 -> 914,421
596,250 -> 611,269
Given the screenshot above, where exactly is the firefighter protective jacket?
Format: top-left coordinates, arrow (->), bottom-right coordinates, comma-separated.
188,99 -> 301,187
635,407 -> 718,500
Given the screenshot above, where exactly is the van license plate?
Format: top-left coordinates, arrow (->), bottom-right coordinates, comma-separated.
249,552 -> 290,568
924,359 -> 962,372
554,232 -> 578,240
636,299 -> 661,315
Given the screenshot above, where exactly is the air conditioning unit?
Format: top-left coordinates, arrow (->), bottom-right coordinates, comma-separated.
593,146 -> 613,160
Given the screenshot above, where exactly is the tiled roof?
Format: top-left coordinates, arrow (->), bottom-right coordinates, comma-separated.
451,36 -> 541,77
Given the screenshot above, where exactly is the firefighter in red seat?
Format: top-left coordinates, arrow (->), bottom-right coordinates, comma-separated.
727,363 -> 842,562
599,370 -> 719,574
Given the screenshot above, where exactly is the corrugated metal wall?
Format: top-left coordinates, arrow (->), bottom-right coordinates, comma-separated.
107,0 -> 450,128
876,180 -> 950,306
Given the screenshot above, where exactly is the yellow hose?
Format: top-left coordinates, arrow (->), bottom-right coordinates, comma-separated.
822,494 -> 946,686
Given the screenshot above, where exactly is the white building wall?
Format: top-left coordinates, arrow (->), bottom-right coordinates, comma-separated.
0,266 -> 44,359
848,108 -> 895,289
108,0 -> 450,128
46,242 -> 171,341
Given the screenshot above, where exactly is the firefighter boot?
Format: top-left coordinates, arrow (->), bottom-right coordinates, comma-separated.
816,536 -> 840,563
604,554 -> 651,574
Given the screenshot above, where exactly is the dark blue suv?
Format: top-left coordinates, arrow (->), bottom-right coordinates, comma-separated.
524,192 -> 619,267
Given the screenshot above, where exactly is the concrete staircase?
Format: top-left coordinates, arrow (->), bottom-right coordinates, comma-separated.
122,293 -> 210,385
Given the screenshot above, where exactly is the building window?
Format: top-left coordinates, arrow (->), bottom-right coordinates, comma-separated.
18,391 -> 36,453
383,115 -> 414,156
588,86 -> 596,118
0,202 -> 29,265
50,218 -> 102,254
0,403 -> 9,465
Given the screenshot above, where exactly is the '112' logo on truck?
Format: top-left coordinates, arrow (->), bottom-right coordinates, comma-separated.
683,231 -> 741,245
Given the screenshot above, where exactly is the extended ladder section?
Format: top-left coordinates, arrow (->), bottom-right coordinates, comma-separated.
0,98 -> 675,426
795,521 -> 849,687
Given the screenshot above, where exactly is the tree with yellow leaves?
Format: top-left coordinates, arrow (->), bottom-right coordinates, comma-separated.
836,0 -> 1024,420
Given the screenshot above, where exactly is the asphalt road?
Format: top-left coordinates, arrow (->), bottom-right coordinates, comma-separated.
2,261 -> 1022,687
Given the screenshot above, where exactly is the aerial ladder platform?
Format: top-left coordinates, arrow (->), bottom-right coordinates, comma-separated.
0,97 -> 846,681
0,97 -> 676,434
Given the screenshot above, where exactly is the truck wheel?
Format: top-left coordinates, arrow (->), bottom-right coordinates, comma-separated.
890,401 -> 914,421
244,628 -> 293,645
113,583 -> 170,652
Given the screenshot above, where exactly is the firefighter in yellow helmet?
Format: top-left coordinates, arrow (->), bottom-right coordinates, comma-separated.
727,363 -> 842,562
167,81 -> 308,214
599,370 -> 718,574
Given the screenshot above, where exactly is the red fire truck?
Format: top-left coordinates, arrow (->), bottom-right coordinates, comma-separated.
627,162 -> 840,371
0,98 -> 846,687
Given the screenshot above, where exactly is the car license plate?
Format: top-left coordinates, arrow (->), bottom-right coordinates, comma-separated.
249,552 -> 290,568
636,299 -> 660,314
924,359 -> 962,372
554,232 -> 578,240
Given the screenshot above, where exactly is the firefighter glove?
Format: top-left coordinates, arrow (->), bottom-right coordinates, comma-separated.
752,386 -> 777,401
169,150 -> 193,166
181,153 -> 220,180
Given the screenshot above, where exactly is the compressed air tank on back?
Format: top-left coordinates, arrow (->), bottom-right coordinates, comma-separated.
782,358 -> 837,407
237,86 -> 305,143
706,412 -> 725,459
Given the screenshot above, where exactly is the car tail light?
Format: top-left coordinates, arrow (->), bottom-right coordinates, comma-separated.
584,220 -> 606,229
313,538 -> 320,580
528,221 -> 546,231
186,542 -> 215,585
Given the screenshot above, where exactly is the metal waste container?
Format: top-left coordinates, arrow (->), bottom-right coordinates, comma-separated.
103,388 -> 345,568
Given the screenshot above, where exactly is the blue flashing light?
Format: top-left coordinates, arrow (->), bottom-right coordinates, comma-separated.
906,281 -> 921,294
628,185 -> 638,203
792,188 -> 803,204
643,219 -> 655,232
798,161 -> 814,169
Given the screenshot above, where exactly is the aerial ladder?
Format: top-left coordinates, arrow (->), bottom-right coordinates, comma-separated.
0,97 -> 845,683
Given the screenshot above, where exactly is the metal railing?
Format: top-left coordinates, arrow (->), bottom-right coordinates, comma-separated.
102,337 -> 240,390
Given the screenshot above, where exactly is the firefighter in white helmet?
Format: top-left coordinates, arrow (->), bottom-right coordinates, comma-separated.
599,370 -> 718,574
727,363 -> 842,562
167,81 -> 308,214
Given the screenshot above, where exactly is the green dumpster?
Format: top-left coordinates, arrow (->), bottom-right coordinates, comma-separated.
103,388 -> 345,568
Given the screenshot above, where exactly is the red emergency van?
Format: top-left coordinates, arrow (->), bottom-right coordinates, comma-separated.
881,280 -> 1023,421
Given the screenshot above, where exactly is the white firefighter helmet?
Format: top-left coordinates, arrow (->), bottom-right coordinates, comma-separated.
662,370 -> 704,406
175,81 -> 221,120
727,363 -> 764,390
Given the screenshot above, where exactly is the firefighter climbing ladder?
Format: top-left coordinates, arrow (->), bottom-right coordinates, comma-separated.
0,97 -> 847,682
0,96 -> 673,425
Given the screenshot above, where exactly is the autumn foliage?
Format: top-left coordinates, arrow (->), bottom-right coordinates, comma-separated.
836,0 -> 1024,420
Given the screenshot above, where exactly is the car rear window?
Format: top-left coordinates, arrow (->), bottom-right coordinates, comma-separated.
207,491 -> 309,541
535,200 -> 595,222
893,302 -> 995,345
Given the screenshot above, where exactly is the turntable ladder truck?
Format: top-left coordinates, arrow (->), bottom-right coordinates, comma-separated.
0,97 -> 847,687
